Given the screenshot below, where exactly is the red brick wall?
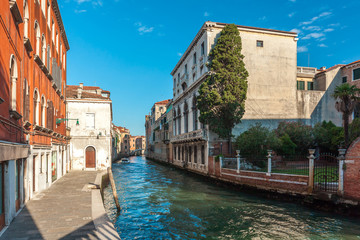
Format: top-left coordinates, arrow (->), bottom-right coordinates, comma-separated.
344,137 -> 360,200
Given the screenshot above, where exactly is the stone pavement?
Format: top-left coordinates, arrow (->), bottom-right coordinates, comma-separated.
0,171 -> 117,240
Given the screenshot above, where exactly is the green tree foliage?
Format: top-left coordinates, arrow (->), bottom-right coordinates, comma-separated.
313,121 -> 344,153
277,134 -> 297,156
197,24 -> 248,141
235,123 -> 280,158
275,121 -> 314,154
332,83 -> 360,146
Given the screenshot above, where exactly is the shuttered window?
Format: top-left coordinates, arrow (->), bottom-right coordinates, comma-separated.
85,113 -> 95,129
353,68 -> 360,81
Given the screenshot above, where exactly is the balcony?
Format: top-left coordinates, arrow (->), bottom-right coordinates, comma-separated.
170,129 -> 207,143
180,73 -> 189,82
24,38 -> 33,52
9,0 -> 23,25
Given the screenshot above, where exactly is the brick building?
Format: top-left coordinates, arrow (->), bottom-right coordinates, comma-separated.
0,0 -> 69,230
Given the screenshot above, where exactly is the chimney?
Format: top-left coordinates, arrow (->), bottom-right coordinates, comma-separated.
96,89 -> 102,95
77,87 -> 82,99
320,66 -> 326,71
79,83 -> 83,89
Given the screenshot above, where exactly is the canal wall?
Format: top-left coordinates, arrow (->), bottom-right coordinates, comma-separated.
92,171 -> 120,239
147,156 -> 360,216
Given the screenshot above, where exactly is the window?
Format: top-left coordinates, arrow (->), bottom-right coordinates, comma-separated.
52,20 -> 55,43
201,145 -> 205,164
353,68 -> 360,81
41,35 -> 46,63
47,1 -> 50,27
194,146 -> 197,163
33,90 -> 40,125
192,96 -> 198,131
307,82 -> 314,90
56,31 -> 59,53
185,64 -> 188,74
177,73 -> 180,84
201,42 -> 205,56
189,146 -> 192,163
41,96 -> 46,127
257,40 -> 264,47
354,103 -> 360,119
34,21 -> 40,55
10,55 -> 18,111
193,52 -> 197,65
342,76 -> 347,83
23,79 -> 30,121
24,0 -> 29,38
41,0 -> 46,15
47,101 -> 54,130
297,81 -> 305,90
85,113 -> 95,129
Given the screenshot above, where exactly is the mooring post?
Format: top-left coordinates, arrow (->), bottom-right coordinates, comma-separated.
236,150 -> 241,173
108,167 -> 121,212
267,150 -> 272,176
338,148 -> 346,196
308,149 -> 315,193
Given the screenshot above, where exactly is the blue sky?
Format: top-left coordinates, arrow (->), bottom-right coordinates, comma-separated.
60,0 -> 360,136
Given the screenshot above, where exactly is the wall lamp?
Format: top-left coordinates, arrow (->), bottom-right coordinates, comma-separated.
56,118 -> 79,125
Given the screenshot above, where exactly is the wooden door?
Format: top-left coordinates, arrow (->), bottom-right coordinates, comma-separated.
86,147 -> 96,169
15,160 -> 20,212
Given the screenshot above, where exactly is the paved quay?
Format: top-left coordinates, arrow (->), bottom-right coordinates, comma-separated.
0,171 -> 120,240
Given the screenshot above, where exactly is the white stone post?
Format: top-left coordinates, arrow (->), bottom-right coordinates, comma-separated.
338,148 -> 346,196
220,156 -> 223,173
236,150 -> 241,173
267,150 -> 272,176
308,149 -> 315,193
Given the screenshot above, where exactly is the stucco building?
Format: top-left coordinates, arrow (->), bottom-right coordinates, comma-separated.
0,0 -> 69,230
169,21 -> 343,173
66,84 -> 112,170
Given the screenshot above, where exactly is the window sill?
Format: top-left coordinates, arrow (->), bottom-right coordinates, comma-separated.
24,38 -> 33,52
9,0 -> 23,25
9,110 -> 22,120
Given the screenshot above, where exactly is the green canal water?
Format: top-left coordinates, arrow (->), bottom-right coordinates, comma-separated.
103,156 -> 360,239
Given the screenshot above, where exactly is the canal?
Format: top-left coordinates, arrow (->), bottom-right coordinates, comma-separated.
103,156 -> 360,239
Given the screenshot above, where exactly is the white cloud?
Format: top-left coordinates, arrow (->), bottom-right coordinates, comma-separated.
204,12 -> 209,17
177,52 -> 182,57
258,16 -> 266,21
324,28 -> 334,32
300,11 -> 332,25
302,26 -> 321,31
135,22 -> 154,35
74,9 -> 87,13
302,32 -> 325,40
74,0 -> 102,6
290,28 -> 301,34
288,12 -> 295,18
297,46 -> 308,53
289,0 -> 296,2
318,43 -> 327,47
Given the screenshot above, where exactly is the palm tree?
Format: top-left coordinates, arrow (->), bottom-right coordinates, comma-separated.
332,83 -> 360,146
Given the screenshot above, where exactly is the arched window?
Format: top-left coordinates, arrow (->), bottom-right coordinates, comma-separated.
52,20 -> 55,43
177,106 -> 181,135
47,45 -> 51,69
60,42 -> 62,64
63,53 -> 66,70
184,101 -> 189,133
41,0 -> 46,15
41,35 -> 46,63
173,108 -> 177,135
47,1 -> 50,27
41,96 -> 46,127
34,21 -> 40,56
23,0 -> 29,38
33,90 -> 40,125
10,55 -> 18,111
47,100 -> 54,130
23,79 -> 30,121
56,31 -> 58,53
192,96 -> 198,131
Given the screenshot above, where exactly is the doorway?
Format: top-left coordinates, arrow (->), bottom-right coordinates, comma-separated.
85,146 -> 96,169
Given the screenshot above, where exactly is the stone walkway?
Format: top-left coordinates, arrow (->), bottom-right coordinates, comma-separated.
0,171 -> 114,240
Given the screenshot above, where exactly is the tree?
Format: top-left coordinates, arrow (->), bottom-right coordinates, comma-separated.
332,83 -> 360,147
197,24 -> 248,151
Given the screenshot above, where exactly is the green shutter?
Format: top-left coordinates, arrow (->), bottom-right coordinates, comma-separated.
353,68 -> 360,80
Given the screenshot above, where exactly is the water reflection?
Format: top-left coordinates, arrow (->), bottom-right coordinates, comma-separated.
103,156 -> 360,240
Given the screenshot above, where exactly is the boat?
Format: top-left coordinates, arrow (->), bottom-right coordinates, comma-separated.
120,158 -> 130,163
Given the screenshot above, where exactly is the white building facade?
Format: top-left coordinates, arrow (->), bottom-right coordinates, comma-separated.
66,84 -> 112,170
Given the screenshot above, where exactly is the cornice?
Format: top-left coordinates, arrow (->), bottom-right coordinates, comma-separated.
52,0 -> 70,51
